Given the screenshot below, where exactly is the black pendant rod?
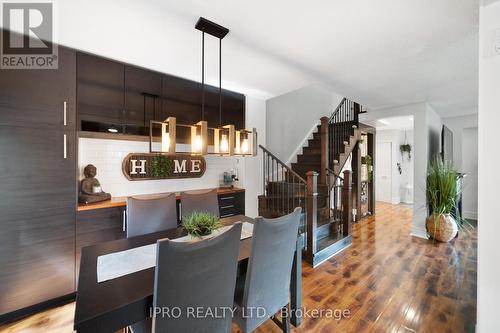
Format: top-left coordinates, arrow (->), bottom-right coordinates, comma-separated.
201,31 -> 205,121
219,37 -> 222,127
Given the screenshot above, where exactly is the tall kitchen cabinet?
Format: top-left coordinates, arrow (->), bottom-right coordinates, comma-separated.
0,46 -> 77,318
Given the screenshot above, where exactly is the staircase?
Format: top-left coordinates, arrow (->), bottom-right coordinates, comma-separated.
258,98 -> 363,267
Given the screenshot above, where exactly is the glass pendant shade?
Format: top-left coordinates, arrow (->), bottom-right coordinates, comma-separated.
150,117 -> 176,154
191,121 -> 207,155
214,124 -> 235,155
235,128 -> 257,156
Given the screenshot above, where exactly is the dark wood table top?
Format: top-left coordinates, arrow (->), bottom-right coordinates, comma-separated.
74,215 -> 254,332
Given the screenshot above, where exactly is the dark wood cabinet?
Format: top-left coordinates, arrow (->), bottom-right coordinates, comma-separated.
0,46 -> 77,316
222,90 -> 245,130
76,207 -> 126,282
77,52 -> 125,128
124,66 -> 162,127
218,191 -> 245,218
77,53 -> 246,139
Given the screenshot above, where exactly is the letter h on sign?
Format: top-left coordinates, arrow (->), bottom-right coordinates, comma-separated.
130,160 -> 147,175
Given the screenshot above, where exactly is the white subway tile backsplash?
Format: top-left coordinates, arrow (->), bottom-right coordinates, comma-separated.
78,137 -> 245,197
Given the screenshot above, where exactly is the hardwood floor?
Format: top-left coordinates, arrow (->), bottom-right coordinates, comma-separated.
0,202 -> 477,333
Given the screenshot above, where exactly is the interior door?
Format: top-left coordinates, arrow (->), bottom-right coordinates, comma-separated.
376,142 -> 392,203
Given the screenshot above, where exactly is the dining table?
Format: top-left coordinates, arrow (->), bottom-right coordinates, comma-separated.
73,215 -> 302,332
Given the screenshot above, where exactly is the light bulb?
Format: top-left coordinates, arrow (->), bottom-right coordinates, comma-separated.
241,138 -> 249,153
220,134 -> 229,152
194,135 -> 203,152
161,131 -> 170,153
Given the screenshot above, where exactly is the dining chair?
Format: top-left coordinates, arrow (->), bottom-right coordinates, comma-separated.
126,194 -> 178,238
180,189 -> 219,218
232,207 -> 302,333
130,222 -> 243,333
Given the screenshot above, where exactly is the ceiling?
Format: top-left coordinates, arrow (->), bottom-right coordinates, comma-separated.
363,115 -> 414,131
67,0 -> 479,117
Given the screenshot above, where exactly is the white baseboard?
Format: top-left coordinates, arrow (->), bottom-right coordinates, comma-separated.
463,210 -> 477,220
391,196 -> 401,205
410,225 -> 429,239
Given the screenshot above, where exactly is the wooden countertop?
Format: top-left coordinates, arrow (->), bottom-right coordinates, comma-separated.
77,187 -> 245,212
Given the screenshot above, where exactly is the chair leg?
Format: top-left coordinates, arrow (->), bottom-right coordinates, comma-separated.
281,305 -> 290,333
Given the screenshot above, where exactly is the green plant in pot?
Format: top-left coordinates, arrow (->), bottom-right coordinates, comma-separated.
400,144 -> 412,161
426,157 -> 460,242
182,212 -> 222,238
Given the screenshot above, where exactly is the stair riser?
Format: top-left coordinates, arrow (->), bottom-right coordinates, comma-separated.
297,154 -> 321,164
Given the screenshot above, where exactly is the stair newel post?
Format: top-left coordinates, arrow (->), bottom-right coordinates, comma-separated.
342,170 -> 352,237
306,171 -> 318,260
320,116 -> 329,185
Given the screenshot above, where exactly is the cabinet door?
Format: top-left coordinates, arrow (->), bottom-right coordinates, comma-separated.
0,46 -> 76,315
161,74 -> 202,143
77,52 -> 125,127
222,91 -> 245,129
124,66 -> 162,127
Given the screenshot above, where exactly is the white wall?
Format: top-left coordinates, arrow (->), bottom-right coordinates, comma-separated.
398,130 -> 414,203
242,96 -> 267,217
360,102 -> 441,239
443,114 -> 479,219
375,129 -> 414,204
266,84 -> 343,162
478,1 -> 500,331
442,114 -> 478,169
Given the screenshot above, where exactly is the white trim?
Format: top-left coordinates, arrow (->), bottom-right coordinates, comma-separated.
410,225 -> 429,239
285,121 -> 320,165
463,210 -> 478,220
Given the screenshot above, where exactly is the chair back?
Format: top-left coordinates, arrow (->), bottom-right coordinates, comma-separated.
241,207 -> 301,329
153,223 -> 242,332
126,194 -> 178,238
181,189 -> 219,218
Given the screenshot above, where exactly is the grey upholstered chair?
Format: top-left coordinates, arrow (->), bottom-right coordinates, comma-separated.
130,223 -> 243,333
180,189 -> 219,218
126,194 -> 178,238
233,207 -> 302,333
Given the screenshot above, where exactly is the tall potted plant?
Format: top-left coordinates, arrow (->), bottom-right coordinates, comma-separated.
426,157 -> 459,242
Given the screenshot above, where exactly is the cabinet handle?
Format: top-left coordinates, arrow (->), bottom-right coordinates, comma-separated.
123,210 -> 127,232
63,134 -> 67,159
220,213 -> 235,218
220,205 -> 234,209
220,196 -> 234,200
63,101 -> 67,126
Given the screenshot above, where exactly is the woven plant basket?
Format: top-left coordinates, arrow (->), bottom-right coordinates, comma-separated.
426,214 -> 458,242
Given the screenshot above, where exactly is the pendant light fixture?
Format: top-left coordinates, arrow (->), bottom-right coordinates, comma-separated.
149,117 -> 176,154
195,17 -> 236,156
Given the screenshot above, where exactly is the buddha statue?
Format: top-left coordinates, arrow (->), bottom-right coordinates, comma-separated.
78,164 -> 111,204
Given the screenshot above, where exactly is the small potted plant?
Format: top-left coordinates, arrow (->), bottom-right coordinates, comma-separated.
400,144 -> 412,161
426,157 -> 459,242
182,212 -> 223,238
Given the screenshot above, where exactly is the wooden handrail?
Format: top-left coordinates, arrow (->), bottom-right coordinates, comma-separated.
259,145 -> 307,184
325,167 -> 344,181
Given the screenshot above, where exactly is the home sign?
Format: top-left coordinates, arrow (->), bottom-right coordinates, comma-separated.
122,153 -> 206,181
